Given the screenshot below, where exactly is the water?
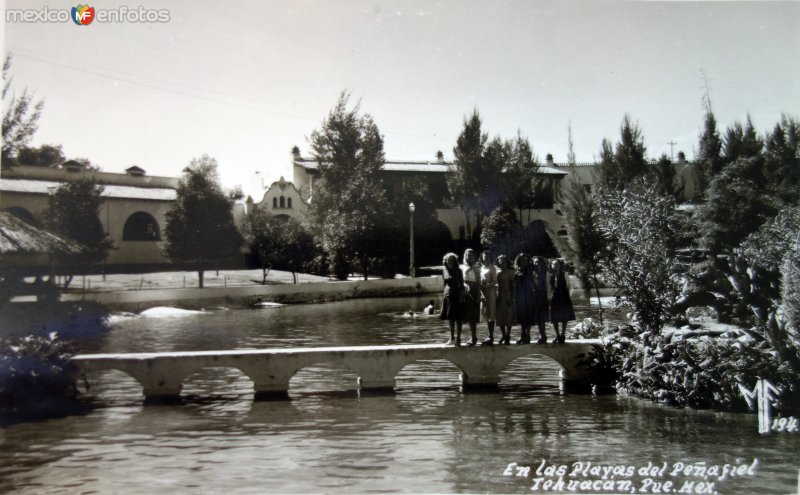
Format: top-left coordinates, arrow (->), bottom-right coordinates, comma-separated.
1,296 -> 798,494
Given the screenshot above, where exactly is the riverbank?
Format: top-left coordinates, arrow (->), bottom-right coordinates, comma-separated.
50,269 -> 443,312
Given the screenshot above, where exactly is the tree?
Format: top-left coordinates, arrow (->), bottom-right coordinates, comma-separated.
649,153 -> 680,200
2,55 -> 44,166
502,132 -> 540,221
46,177 -> 114,286
695,110 -> 724,195
739,206 -> 800,372
163,155 -> 243,288
764,114 -> 800,204
563,169 -> 606,322
723,116 -> 763,164
308,92 -> 387,280
448,110 -> 488,239
596,179 -> 684,335
479,203 -> 522,257
242,209 -> 315,284
17,144 -> 65,167
597,114 -> 647,190
695,157 -> 776,254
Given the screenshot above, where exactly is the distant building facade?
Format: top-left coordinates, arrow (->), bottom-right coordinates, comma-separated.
0,163 -> 179,270
247,175 -> 308,223
289,149 -> 571,246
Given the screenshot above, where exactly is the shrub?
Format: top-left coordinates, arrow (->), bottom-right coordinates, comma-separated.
580,332 -> 798,412
0,333 -> 85,420
596,180 -> 685,335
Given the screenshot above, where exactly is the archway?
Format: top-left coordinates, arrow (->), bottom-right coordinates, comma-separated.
122,211 -> 161,241
497,353 -> 563,390
288,361 -> 360,398
79,369 -> 145,403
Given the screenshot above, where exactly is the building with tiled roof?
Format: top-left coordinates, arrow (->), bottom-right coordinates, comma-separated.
0,164 -> 183,270
285,148 -> 572,248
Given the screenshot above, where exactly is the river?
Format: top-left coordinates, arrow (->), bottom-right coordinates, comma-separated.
1,295 -> 797,494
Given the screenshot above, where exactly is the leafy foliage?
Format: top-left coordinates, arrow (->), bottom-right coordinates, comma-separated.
648,154 -> 681,200
242,209 -> 316,284
722,116 -> 763,164
582,332 -> 796,411
597,114 -> 647,190
764,115 -> 800,204
17,143 -> 65,167
694,157 -> 777,254
2,55 -> 44,166
563,171 -> 604,287
739,205 -> 800,371
503,133 -> 540,217
479,203 -> 521,257
448,110 -> 488,217
596,180 -> 684,334
163,155 -> 243,287
308,92 -> 388,280
0,333 -> 84,418
46,177 -> 114,281
694,110 -> 724,195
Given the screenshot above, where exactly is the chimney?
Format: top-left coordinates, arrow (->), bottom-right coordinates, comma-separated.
436,150 -> 445,163
677,151 -> 687,165
291,145 -> 301,162
546,154 -> 554,167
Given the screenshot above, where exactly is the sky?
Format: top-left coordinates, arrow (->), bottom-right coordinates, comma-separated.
3,0 -> 799,195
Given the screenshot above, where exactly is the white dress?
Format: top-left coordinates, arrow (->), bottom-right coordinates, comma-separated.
480,263 -> 498,321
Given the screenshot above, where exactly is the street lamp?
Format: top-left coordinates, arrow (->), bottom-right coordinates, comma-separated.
46,185 -> 57,287
409,202 -> 415,278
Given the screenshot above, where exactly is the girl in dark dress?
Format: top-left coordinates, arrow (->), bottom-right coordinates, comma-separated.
440,252 -> 464,346
549,258 -> 576,343
513,253 -> 535,344
494,255 -> 516,345
532,257 -> 551,344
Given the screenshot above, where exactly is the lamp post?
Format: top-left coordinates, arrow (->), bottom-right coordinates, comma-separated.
409,202 -> 415,278
46,185 -> 57,287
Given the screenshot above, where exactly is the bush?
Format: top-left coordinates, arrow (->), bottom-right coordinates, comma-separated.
596,180 -> 685,335
0,333 -> 86,421
580,331 -> 798,412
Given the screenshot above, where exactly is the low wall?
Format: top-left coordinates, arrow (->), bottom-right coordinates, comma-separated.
62,276 -> 444,311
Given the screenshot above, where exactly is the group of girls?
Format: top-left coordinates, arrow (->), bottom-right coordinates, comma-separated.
440,248 -> 575,347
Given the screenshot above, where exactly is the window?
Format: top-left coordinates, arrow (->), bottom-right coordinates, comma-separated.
122,212 -> 161,241
273,197 -> 278,208
279,196 -> 286,208
287,197 -> 292,208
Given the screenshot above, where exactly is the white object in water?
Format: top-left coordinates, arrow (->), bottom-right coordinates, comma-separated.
254,301 -> 283,309
140,306 -> 203,317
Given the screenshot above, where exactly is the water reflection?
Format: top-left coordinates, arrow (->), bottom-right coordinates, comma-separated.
2,296 -> 798,494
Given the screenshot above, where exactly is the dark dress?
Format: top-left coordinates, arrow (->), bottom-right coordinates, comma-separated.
549,271 -> 576,323
462,263 -> 481,324
514,266 -> 536,326
440,266 -> 464,322
532,266 -> 550,324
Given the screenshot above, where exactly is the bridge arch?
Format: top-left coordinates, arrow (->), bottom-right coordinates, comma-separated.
497,353 -> 566,388
81,368 -> 146,399
179,366 -> 256,400
395,358 -> 465,390
288,360 -> 361,396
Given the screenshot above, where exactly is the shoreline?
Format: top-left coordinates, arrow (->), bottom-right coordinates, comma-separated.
58,275 -> 444,312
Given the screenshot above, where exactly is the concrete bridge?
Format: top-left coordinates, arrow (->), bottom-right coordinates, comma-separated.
73,340 -> 601,400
